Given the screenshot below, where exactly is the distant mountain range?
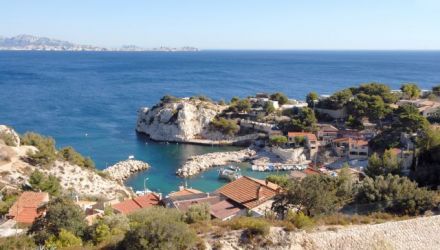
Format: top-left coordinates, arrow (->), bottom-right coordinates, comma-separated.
0,35 -> 199,52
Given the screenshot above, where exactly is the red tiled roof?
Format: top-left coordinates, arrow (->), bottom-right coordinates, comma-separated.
8,191 -> 49,224
210,200 -> 242,220
216,176 -> 279,209
287,132 -> 317,141
304,167 -> 321,175
389,148 -> 402,155
112,193 -> 160,215
332,137 -> 368,147
169,188 -> 203,197
174,196 -> 222,212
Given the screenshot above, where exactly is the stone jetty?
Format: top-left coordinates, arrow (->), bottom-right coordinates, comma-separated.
176,148 -> 256,177
104,159 -> 150,182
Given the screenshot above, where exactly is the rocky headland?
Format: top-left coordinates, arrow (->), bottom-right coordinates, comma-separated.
104,159 -> 150,182
136,97 -> 228,143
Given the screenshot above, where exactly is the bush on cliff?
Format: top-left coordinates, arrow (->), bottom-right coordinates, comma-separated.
0,131 -> 17,146
58,146 -> 95,169
21,132 -> 57,166
28,170 -> 61,196
227,217 -> 270,238
210,117 -> 239,136
119,207 -> 198,250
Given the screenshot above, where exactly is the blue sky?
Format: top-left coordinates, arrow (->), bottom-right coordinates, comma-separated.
1,0 -> 440,49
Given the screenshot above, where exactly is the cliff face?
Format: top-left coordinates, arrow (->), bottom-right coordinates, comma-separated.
136,99 -> 227,142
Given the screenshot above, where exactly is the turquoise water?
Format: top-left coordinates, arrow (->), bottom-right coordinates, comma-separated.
0,51 -> 439,194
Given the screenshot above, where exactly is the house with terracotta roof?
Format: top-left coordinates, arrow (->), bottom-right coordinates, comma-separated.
332,137 -> 369,160
7,191 -> 49,225
168,187 -> 203,198
112,193 -> 161,215
215,176 -> 281,218
163,192 -> 223,213
287,132 -> 318,159
163,192 -> 243,220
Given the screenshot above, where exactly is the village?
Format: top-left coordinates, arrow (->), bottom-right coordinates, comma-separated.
1,83 -> 440,249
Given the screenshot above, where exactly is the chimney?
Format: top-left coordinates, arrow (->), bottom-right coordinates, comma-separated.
257,185 -> 264,201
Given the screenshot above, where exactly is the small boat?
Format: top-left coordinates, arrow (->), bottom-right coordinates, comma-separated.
135,189 -> 152,196
227,165 -> 240,171
218,167 -> 242,181
128,155 -> 135,160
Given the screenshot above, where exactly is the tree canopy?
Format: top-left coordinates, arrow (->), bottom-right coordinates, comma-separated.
21,132 -> 57,166
365,150 -> 401,178
270,92 -> 289,105
401,83 -> 421,99
29,197 -> 87,245
272,173 -> 353,217
28,170 -> 61,196
357,174 -> 436,215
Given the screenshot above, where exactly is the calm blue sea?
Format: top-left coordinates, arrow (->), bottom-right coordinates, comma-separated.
1,51 -> 439,194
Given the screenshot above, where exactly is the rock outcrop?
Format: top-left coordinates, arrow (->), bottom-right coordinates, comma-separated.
177,149 -> 256,177
136,98 -> 227,142
104,159 -> 150,182
45,161 -> 132,199
0,126 -> 133,200
0,125 -> 20,146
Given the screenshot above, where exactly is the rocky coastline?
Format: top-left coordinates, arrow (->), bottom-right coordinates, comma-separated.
176,148 -> 256,177
104,159 -> 150,182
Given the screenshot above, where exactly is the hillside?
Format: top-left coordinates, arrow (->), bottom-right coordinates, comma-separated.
206,215 -> 440,250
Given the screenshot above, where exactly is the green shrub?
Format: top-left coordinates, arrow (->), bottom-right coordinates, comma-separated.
101,213 -> 130,235
58,146 -> 95,169
266,175 -> 289,188
28,170 -> 61,196
0,235 -> 36,250
0,192 -> 18,215
120,207 -> 198,250
270,92 -> 288,105
269,135 -> 287,146
45,229 -> 82,248
21,132 -> 57,166
185,203 -> 211,224
357,174 -> 436,215
29,197 -> 87,245
210,118 -> 239,136
91,222 -> 111,244
287,211 -> 315,230
228,217 -> 270,237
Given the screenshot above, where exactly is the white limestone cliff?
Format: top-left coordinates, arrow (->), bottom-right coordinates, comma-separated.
136,98 -> 227,142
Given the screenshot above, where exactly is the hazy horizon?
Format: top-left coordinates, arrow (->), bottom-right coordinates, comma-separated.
2,0 -> 440,50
